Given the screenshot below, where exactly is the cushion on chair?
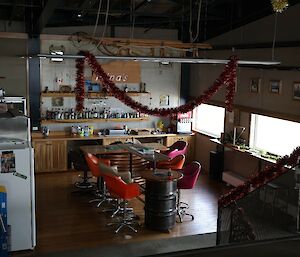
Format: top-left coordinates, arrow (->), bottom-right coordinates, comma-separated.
105,174 -> 140,200
157,154 -> 185,170
99,162 -> 133,183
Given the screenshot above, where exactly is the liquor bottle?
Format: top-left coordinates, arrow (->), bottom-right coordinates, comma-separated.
93,108 -> 98,118
123,124 -> 128,133
60,109 -> 64,120
70,109 -> 74,119
64,109 -> 69,120
46,109 -> 50,120
55,108 -> 60,120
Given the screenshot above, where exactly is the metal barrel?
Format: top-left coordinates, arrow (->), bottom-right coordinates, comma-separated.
144,180 -> 177,231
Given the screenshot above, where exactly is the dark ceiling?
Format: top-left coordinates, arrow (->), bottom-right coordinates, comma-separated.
1,0 -> 299,41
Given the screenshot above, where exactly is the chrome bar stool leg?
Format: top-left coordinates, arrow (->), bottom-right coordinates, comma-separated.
110,201 -> 138,234
176,190 -> 194,223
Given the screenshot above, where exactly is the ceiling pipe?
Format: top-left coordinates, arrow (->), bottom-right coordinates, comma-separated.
35,53 -> 280,65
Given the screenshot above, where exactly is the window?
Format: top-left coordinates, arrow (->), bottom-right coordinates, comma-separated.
193,104 -> 225,138
250,114 -> 300,156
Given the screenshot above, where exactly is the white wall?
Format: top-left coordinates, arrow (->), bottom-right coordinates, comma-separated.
40,34 -> 181,131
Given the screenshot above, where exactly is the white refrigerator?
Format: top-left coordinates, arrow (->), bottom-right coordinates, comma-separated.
0,144 -> 36,251
0,97 -> 36,252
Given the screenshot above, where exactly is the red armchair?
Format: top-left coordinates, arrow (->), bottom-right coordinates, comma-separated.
177,161 -> 201,222
105,174 -> 141,233
162,140 -> 188,159
85,153 -> 112,208
156,154 -> 186,170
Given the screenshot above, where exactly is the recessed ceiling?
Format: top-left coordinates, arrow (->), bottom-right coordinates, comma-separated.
0,0 -> 299,40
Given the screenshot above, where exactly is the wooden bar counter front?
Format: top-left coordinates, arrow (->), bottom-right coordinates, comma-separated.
138,169 -> 183,232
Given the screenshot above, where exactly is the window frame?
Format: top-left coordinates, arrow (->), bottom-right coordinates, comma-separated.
193,103 -> 226,139
249,113 -> 300,156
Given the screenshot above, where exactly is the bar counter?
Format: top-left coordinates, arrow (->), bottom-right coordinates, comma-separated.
31,131 -> 195,173
32,131 -> 178,141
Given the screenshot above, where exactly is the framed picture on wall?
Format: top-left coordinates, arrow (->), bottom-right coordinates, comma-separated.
269,80 -> 282,94
293,82 -> 300,100
52,97 -> 64,107
250,78 -> 261,93
159,94 -> 170,106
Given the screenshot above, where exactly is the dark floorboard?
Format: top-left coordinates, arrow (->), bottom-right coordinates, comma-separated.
12,171 -> 227,256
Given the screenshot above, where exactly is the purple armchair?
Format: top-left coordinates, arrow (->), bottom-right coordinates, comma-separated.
177,161 -> 201,222
162,140 -> 188,159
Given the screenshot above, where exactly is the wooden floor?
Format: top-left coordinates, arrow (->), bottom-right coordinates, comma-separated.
12,170 -> 227,256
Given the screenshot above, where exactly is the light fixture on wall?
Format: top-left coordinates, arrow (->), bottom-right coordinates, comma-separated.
49,45 -> 65,62
36,53 -> 281,66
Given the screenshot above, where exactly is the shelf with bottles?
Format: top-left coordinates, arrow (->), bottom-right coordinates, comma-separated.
41,91 -> 150,98
41,107 -> 149,124
40,117 -> 149,125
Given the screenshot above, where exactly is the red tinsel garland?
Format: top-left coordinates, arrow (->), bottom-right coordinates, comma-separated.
218,146 -> 300,208
75,58 -> 85,112
75,51 -> 238,115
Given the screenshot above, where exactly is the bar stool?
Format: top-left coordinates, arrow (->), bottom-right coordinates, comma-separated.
85,153 -> 114,208
156,154 -> 185,170
105,174 -> 141,233
161,141 -> 188,159
177,162 -> 201,223
70,150 -> 93,189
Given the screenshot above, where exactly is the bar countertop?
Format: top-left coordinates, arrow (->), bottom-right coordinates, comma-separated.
32,131 -> 193,141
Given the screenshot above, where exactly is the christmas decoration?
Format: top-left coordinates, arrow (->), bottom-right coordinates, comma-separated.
75,58 -> 85,112
75,51 -> 238,115
271,0 -> 289,13
218,146 -> 300,208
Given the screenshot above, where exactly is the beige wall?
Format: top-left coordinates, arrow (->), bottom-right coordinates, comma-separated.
191,47 -> 300,118
190,4 -> 300,178
191,51 -> 300,176
193,133 -> 217,173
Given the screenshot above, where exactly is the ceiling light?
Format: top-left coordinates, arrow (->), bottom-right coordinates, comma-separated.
36,54 -> 281,66
49,45 -> 65,63
77,13 -> 82,18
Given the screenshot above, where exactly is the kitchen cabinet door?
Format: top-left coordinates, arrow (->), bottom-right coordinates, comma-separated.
33,140 -> 67,172
51,140 -> 68,171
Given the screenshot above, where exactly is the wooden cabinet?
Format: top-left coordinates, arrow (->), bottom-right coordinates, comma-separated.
165,135 -> 195,163
33,140 -> 68,173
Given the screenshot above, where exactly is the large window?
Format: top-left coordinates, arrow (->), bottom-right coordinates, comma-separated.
250,114 -> 300,156
193,104 -> 225,138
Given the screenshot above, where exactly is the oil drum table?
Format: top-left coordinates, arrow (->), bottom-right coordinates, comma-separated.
138,169 -> 183,231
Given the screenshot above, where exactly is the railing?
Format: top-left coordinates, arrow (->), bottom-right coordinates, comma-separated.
217,147 -> 300,245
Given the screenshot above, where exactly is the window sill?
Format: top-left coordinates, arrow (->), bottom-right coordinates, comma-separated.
193,129 -> 220,139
